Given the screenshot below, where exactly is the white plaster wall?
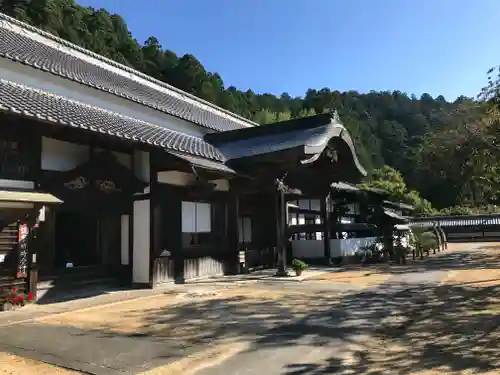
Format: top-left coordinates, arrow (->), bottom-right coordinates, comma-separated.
346,203 -> 360,215
292,237 -> 377,258
132,199 -> 150,284
310,199 -> 320,212
182,201 -> 196,233
238,217 -> 252,243
483,232 -> 500,237
296,199 -> 321,212
0,57 -> 207,137
330,237 -> 377,257
158,171 -> 193,186
133,150 -> 150,182
196,203 -> 211,232
0,202 -> 33,209
157,171 -> 229,191
447,232 -> 483,238
212,179 -> 230,192
0,179 -> 34,190
41,137 -> 90,171
182,201 -> 211,233
95,148 -> 132,169
121,214 -> 130,265
298,199 -> 310,209
291,240 -> 324,258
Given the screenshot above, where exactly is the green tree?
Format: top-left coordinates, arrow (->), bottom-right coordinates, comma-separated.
1,0 -> 489,214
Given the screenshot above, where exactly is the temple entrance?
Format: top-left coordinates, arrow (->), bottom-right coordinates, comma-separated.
36,152 -> 145,302
54,211 -> 99,269
38,208 -> 124,303
53,209 -> 123,270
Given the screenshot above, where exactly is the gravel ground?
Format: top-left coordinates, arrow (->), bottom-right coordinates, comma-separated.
2,242 -> 500,375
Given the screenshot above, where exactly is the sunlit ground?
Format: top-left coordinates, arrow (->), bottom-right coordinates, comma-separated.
2,242 -> 500,374
0,352 -> 80,374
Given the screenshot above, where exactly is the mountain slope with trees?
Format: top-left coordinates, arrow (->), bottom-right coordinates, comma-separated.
1,0 -> 497,215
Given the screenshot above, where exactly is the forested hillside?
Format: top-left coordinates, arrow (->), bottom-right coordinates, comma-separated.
1,0 -> 498,215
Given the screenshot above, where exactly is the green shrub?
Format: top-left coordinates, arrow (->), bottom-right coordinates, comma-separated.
291,259 -> 309,271
416,230 -> 438,251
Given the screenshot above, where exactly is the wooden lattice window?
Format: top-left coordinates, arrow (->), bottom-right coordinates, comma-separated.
0,129 -> 34,181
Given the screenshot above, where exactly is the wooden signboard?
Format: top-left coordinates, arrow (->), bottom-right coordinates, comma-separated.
16,223 -> 29,278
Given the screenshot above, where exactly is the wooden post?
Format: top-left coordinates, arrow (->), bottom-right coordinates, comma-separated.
226,189 -> 240,275
320,196 -> 330,262
167,188 -> 184,284
27,205 -> 42,299
275,184 -> 288,277
149,159 -> 159,288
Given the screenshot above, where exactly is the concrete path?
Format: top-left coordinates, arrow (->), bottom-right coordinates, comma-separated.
198,243 -> 499,375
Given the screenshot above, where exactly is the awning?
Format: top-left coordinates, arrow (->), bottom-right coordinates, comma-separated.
0,190 -> 62,204
168,151 -> 236,174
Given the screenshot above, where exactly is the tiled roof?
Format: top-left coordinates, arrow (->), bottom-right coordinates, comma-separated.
206,113 -> 367,177
0,14 -> 256,132
383,209 -> 408,222
331,182 -> 360,193
0,78 -> 226,162
168,151 -> 236,174
410,214 -> 500,228
382,200 -> 414,211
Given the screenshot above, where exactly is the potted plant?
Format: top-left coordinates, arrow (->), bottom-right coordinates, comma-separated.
291,259 -> 308,276
2,287 -> 35,311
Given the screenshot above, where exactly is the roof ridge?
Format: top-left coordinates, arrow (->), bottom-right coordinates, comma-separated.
0,12 -> 257,129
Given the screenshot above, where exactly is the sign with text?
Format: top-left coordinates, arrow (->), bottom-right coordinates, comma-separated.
16,223 -> 29,278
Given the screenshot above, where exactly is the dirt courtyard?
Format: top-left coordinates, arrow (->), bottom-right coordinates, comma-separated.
1,242 -> 500,374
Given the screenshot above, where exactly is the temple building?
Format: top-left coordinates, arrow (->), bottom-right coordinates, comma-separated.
0,13 -> 368,302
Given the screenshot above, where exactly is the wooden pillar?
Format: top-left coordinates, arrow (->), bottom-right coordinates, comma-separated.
27,205 -> 41,298
226,189 -> 240,275
160,186 -> 183,283
275,185 -> 288,276
320,196 -> 330,261
149,159 -> 159,288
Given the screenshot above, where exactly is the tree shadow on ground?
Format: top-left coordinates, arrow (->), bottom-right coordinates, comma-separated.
281,282 -> 500,374
129,248 -> 500,374
23,246 -> 500,374
322,244 -> 500,278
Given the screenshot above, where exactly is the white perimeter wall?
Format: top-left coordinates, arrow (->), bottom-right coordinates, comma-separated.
132,199 -> 150,284
292,237 -> 378,258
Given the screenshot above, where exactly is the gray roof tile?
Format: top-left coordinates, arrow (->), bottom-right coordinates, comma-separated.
206,113 -> 366,178
0,78 -> 226,162
168,151 -> 236,174
0,15 -> 255,132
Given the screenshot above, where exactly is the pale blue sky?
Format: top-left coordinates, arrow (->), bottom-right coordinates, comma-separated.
77,0 -> 500,100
